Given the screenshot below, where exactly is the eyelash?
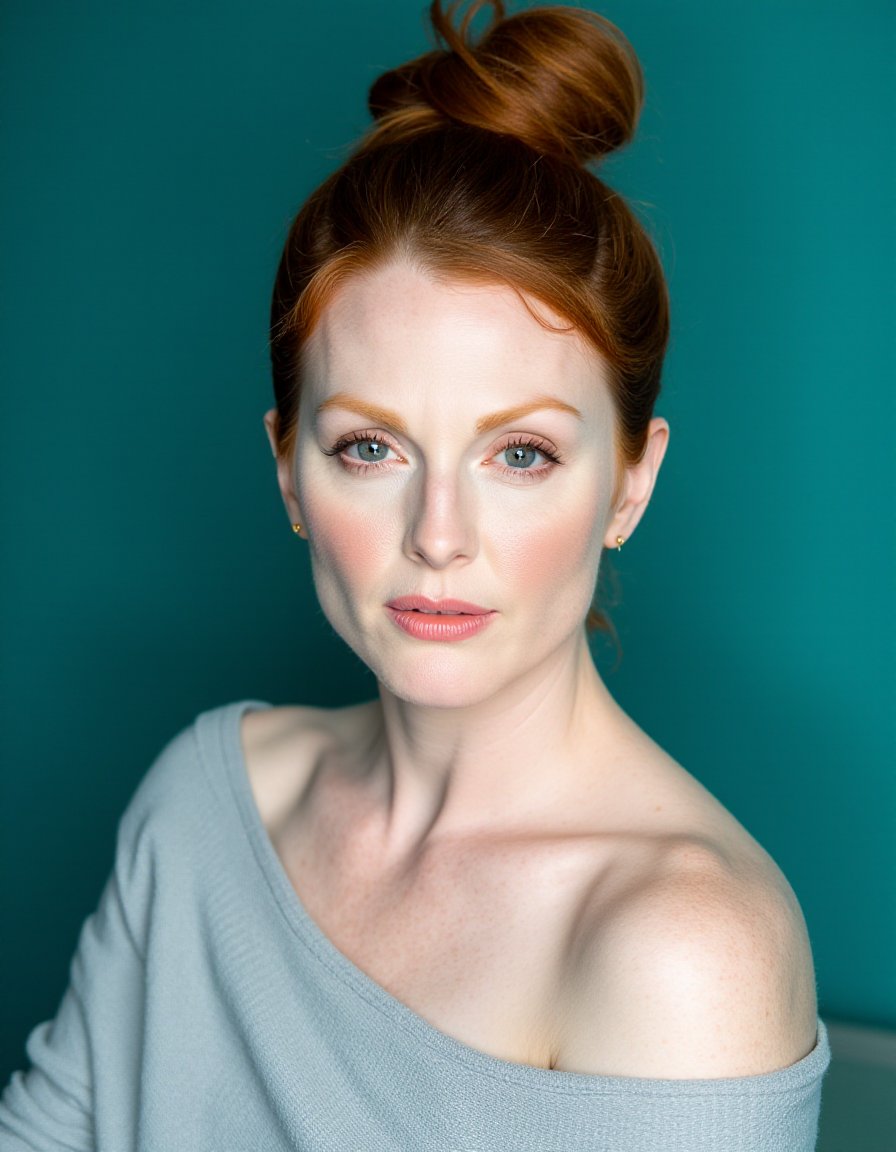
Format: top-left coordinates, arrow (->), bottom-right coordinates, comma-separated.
322,430 -> 564,482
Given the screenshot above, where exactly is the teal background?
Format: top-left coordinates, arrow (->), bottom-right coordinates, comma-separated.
1,0 -> 893,1096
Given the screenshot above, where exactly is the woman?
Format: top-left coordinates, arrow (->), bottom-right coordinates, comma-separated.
0,2 -> 830,1149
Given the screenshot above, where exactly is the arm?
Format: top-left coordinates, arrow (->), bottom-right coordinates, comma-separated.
0,857 -> 145,1151
0,728 -> 189,1151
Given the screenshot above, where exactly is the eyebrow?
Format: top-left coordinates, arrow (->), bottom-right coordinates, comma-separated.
315,392 -> 584,435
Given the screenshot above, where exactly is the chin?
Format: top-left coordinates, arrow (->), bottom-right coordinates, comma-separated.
375,658 -> 500,709
387,685 -> 500,710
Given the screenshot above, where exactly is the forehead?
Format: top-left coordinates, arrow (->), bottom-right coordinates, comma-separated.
303,260 -> 610,413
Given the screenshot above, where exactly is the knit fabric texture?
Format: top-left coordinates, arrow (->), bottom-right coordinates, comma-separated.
0,699 -> 831,1150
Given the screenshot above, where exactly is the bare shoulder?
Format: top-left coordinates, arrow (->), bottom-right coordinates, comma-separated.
240,700 -> 377,833
556,834 -> 820,1079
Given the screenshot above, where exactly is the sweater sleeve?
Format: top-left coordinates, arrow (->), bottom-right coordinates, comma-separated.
0,727 -> 190,1152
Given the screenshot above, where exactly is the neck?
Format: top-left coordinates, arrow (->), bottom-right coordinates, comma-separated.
365,630 -> 622,859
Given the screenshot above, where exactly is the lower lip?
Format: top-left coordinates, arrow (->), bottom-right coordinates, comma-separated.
386,607 -> 496,642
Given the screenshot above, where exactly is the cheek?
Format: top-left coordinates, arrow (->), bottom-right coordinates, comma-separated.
298,464 -> 398,591
309,506 -> 382,585
299,489 -> 388,653
483,480 -> 608,607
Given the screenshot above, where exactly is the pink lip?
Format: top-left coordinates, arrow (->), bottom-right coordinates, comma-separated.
386,595 -> 492,615
386,606 -> 496,643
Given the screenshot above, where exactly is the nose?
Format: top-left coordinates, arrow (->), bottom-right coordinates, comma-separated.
403,468 -> 477,569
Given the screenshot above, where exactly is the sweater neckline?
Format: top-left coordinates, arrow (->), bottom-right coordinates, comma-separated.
215,697 -> 830,1096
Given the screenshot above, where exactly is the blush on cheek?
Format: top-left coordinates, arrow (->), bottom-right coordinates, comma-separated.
499,487 -> 604,568
490,492 -> 606,627
300,478 -> 406,636
303,512 -> 376,656
313,505 -> 380,566
296,459 -> 383,572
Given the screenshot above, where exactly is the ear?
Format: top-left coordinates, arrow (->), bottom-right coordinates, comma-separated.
263,408 -> 303,530
603,417 -> 669,549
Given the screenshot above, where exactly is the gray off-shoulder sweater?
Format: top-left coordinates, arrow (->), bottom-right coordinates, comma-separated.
0,700 -> 831,1151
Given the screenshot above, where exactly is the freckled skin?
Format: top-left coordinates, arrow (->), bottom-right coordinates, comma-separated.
261,259 -> 667,847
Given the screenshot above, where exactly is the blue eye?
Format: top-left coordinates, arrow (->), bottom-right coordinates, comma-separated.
352,439 -> 390,462
323,430 -> 402,473
502,442 -> 536,470
492,436 -> 562,481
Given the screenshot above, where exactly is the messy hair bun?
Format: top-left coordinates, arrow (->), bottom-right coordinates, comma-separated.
369,1 -> 643,166
270,0 -> 669,633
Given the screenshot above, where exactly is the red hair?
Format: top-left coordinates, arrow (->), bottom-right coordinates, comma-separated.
269,1 -> 670,632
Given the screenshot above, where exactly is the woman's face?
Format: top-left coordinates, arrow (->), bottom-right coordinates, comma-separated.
267,260 -> 665,708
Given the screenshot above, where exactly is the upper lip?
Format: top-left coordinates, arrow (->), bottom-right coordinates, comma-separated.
386,595 -> 492,615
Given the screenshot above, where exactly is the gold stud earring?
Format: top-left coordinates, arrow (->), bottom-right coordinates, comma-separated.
291,523 -> 303,535
616,536 -> 625,551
